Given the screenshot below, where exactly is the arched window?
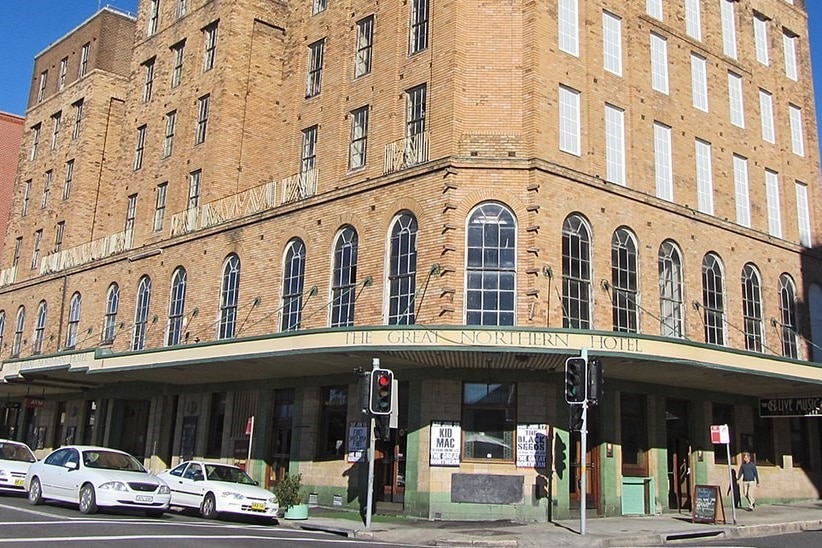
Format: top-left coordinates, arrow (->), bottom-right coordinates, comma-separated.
702,253 -> 726,345
102,283 -> 120,343
778,274 -> 798,358
65,292 -> 82,349
12,306 -> 25,357
658,240 -> 684,337
218,254 -> 240,339
281,239 -> 306,332
466,203 -> 516,326
33,300 -> 47,354
562,214 -> 592,329
388,212 -> 418,325
331,226 -> 358,327
132,276 -> 152,351
611,227 -> 639,332
167,267 -> 187,345
741,264 -> 764,352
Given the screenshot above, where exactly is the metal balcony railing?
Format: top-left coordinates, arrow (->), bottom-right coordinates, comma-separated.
39,229 -> 134,275
383,132 -> 430,174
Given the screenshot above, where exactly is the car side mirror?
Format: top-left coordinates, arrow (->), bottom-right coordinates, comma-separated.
64,460 -> 79,470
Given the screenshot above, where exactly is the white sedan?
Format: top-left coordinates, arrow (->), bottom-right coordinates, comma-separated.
0,439 -> 36,493
158,461 -> 278,522
25,445 -> 170,517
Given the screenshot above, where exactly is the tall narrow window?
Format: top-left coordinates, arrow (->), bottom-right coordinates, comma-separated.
778,274 -> 798,358
331,227 -> 358,327
125,194 -> 137,233
466,203 -> 516,326
409,0 -> 429,54
562,214 -> 592,329
42,170 -> 52,209
37,71 -> 48,102
558,0 -> 579,57
21,180 -> 31,216
741,264 -> 764,352
132,276 -> 152,351
12,307 -> 25,358
349,106 -> 369,170
559,85 -> 581,156
147,0 -> 159,36
65,292 -> 82,349
142,58 -> 155,102
31,230 -> 43,270
602,11 -> 622,76
163,110 -> 176,158
58,57 -> 68,91
176,0 -> 187,19
388,212 -> 418,325
646,0 -> 662,20
685,0 -> 701,41
54,220 -> 65,252
406,84 -> 426,138
720,0 -> 738,60
621,393 -> 649,475
29,124 -> 40,161
72,99 -> 83,140
691,53 -> 708,112
306,40 -> 325,98
650,33 -> 669,94
728,72 -> 745,128
312,0 -> 327,15
795,182 -> 811,247
354,16 -> 374,78
658,240 -> 684,338
0,312 -> 5,353
789,104 -> 804,156
171,41 -> 185,88
63,159 -> 74,200
154,182 -> 168,231
611,228 -> 639,333
301,126 -> 318,173
218,254 -> 240,339
134,125 -> 147,170
702,253 -> 726,345
654,122 -> 673,201
281,239 -> 306,332
759,90 -> 775,143
754,13 -> 770,66
78,43 -> 90,78
50,111 -> 61,150
102,283 -> 119,343
33,301 -> 47,354
203,22 -> 218,72
765,170 -> 782,238
783,30 -> 798,81
695,139 -> 714,215
605,104 -> 625,185
733,154 -> 751,228
12,238 -> 22,269
167,267 -> 187,346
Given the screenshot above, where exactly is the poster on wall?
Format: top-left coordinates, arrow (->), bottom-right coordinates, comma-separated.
516,423 -> 549,468
430,420 -> 461,466
347,422 -> 368,462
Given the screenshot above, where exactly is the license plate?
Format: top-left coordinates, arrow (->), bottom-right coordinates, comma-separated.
251,502 -> 265,511
14,479 -> 24,487
135,495 -> 153,503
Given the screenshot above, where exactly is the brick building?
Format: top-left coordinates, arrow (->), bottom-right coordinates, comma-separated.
1,0 -> 821,521
0,111 -> 25,263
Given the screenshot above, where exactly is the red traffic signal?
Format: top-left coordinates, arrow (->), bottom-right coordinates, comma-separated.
369,369 -> 394,415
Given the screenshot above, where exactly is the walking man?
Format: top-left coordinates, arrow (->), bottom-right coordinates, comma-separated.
737,452 -> 760,510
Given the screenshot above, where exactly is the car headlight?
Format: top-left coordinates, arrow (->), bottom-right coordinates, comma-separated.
98,481 -> 128,491
220,491 -> 245,500
158,484 -> 170,495
0,470 -> 8,479
268,496 -> 277,504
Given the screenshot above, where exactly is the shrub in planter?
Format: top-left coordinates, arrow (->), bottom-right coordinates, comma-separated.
274,473 -> 305,511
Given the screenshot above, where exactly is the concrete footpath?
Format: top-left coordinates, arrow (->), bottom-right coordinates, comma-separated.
278,500 -> 822,547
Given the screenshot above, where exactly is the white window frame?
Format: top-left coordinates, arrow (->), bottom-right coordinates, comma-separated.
171,41 -> 185,88
203,22 -> 218,72
646,0 -> 662,20
558,0 -> 579,57
58,57 -> 68,91
163,110 -> 176,158
765,169 -> 782,238
685,0 -> 702,41
154,182 -> 168,232
796,182 -> 811,247
37,71 -> 48,102
354,16 -> 374,78
654,122 -> 673,201
691,53 -> 708,112
349,106 -> 369,170
188,170 -> 201,210
63,159 -> 74,200
559,85 -> 581,156
602,11 -> 622,76
783,31 -> 798,81
650,33 -> 669,94
721,0 -> 738,60
79,43 -> 90,78
312,0 -> 327,15
306,39 -> 325,98
728,72 -> 745,128
133,125 -> 147,171
147,0 -> 159,36
695,139 -> 714,215
50,111 -> 61,150
754,13 -> 770,66
733,154 -> 751,227
604,103 -> 625,185
759,90 -> 775,143
195,95 -> 209,145
789,104 -> 804,156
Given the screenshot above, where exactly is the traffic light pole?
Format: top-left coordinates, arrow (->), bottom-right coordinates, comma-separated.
365,358 -> 379,529
579,347 -> 588,536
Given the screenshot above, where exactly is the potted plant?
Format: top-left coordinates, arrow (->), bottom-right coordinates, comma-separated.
274,472 -> 309,519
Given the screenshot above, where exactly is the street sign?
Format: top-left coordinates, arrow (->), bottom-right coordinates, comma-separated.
710,424 -> 729,445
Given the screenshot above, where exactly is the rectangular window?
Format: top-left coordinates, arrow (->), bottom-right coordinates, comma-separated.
728,72 -> 745,128
695,139 -> 714,215
790,418 -> 810,467
604,104 -> 625,185
349,106 -> 369,170
318,387 -> 347,459
783,30 -> 798,81
721,0 -> 737,60
176,0 -> 187,19
306,39 -> 325,98
759,90 -> 775,143
712,403 -> 735,464
203,22 -> 218,72
650,33 -> 669,94
559,85 -> 581,156
462,383 -> 516,462
42,170 -> 52,209
154,182 -> 168,231
753,13 -> 770,66
789,104 -> 804,156
195,95 -> 209,145
133,125 -> 147,170
37,71 -> 48,102
31,230 -> 43,270
147,0 -> 159,36
163,110 -> 176,158
733,154 -> 751,227
685,0 -> 701,41
188,170 -> 201,210
21,180 -> 31,216
602,11 -> 622,76
691,53 -> 708,112
171,41 -> 185,88
795,182 -> 811,247
558,0 -> 578,57
409,0 -> 429,54
654,122 -> 673,201
50,111 -> 61,150
58,57 -> 68,91
646,0 -> 662,20
301,126 -> 318,173
12,238 -> 22,268
72,99 -> 83,140
54,221 -> 65,253
765,169 -> 782,238
312,0 -> 327,15
354,16 -> 374,78
30,124 -> 40,161
406,84 -> 427,137
753,415 -> 775,466
63,159 -> 74,200
621,393 -> 649,475
125,194 -> 137,232
79,43 -> 90,78
142,58 -> 155,102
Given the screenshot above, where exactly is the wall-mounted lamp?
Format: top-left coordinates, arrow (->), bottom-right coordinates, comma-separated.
606,443 -> 614,458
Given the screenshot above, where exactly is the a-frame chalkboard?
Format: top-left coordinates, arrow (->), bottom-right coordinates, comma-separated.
692,484 -> 726,524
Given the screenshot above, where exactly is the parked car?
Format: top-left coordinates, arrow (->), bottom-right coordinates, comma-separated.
25,445 -> 170,517
158,460 -> 278,523
0,439 -> 36,493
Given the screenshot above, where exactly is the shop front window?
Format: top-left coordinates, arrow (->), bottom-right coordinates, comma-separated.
462,383 -> 516,461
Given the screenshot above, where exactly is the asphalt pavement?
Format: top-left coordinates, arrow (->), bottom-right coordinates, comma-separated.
278,500 -> 822,547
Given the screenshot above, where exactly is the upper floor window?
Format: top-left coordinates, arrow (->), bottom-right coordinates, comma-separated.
691,53 -> 708,112
685,0 -> 701,41
753,13 -> 770,66
301,126 -> 318,173
125,194 -> 137,233
50,111 -> 62,150
558,0 -> 578,57
195,95 -> 209,144
21,180 -> 31,216
54,220 -> 65,253
733,154 -> 751,228
12,306 -> 25,358
33,301 -> 47,355
65,292 -> 82,349
0,311 -> 5,354
720,0 -> 738,60
154,182 -> 168,232
559,85 -> 581,156
281,239 -> 306,332
142,58 -> 155,102
79,43 -> 90,78
765,170 -> 782,238
695,139 -> 714,215
218,254 -> 241,339
562,214 -> 592,329
171,41 -> 185,88
58,57 -> 68,91
409,0 -> 429,54
176,0 -> 187,19
602,11 -> 622,76
306,39 -> 325,98
795,182 -> 811,247
741,264 -> 764,352
133,125 -> 147,170
646,0 -> 662,20
31,229 -> 43,270
654,122 -> 673,201
728,72 -> 745,128
147,0 -> 160,36
658,240 -> 684,338
63,159 -> 74,200
388,212 -> 418,325
778,274 -> 799,358
312,0 -> 326,15
650,33 -> 669,94
12,238 -> 22,268
29,124 -> 40,161
465,203 -> 516,326
42,170 -> 53,209
701,253 -> 726,345
783,30 -> 798,81
132,276 -> 152,351
188,170 -> 201,210
355,16 -> 374,78
349,106 -> 369,170
406,84 -> 426,137
789,104 -> 804,156
203,22 -> 218,72
759,90 -> 775,143
37,71 -> 48,102
72,99 -> 84,140
163,110 -> 176,158
167,267 -> 187,346
611,228 -> 639,333
604,104 -> 625,185
331,227 -> 358,327
102,283 -> 119,344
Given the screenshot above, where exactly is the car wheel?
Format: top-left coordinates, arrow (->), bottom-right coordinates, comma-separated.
201,493 -> 218,519
78,484 -> 98,514
27,477 -> 44,506
145,509 -> 165,518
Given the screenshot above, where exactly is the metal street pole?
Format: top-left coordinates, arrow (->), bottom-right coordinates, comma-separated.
365,357 -> 379,528
246,415 -> 254,482
726,437 -> 737,525
579,347 -> 588,536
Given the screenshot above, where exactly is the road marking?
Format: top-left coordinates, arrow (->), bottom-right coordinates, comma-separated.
0,503 -> 76,520
0,534 -> 357,543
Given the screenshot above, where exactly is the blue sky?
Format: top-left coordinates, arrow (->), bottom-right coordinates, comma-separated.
1,1 -> 822,136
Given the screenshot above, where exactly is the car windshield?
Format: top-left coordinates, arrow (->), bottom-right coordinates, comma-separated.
204,464 -> 255,484
82,450 -> 146,472
0,442 -> 35,463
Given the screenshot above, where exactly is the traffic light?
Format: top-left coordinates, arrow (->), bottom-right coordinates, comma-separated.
569,404 -> 584,432
587,358 -> 603,406
369,368 -> 394,415
564,357 -> 586,403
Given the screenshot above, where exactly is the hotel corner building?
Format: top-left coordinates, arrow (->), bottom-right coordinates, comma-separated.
0,0 -> 821,521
